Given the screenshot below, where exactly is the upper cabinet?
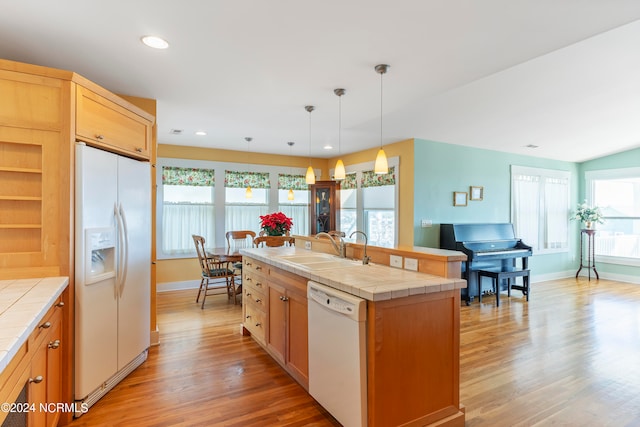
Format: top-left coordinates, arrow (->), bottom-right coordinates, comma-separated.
76,85 -> 152,160
0,59 -> 155,278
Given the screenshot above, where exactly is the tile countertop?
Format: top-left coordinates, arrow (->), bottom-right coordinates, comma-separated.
239,247 -> 466,302
0,277 -> 69,375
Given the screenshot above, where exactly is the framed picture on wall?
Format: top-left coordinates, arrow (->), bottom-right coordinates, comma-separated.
470,186 -> 484,201
453,191 -> 468,206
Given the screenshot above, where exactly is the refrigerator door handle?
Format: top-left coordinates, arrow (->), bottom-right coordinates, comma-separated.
118,203 -> 130,296
114,203 -> 123,298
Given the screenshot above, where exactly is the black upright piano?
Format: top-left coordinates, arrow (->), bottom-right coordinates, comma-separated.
440,223 -> 532,305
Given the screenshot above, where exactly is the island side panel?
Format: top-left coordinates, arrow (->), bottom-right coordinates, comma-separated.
367,290 -> 464,427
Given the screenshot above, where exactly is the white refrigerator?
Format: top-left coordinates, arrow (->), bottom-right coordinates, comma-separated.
74,143 -> 151,412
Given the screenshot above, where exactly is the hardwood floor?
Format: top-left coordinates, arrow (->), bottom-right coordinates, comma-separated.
68,277 -> 640,426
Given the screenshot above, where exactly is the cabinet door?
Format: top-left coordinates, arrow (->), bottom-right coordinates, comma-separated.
46,318 -> 62,427
286,290 -> 309,387
309,181 -> 340,234
267,283 -> 286,365
76,85 -> 151,159
28,342 -> 47,427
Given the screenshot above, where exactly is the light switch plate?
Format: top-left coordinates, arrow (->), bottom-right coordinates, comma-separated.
421,219 -> 432,228
390,254 -> 403,268
405,258 -> 418,271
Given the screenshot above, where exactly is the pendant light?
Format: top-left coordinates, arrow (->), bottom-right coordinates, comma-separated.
245,137 -> 253,198
304,105 -> 316,184
287,141 -> 295,200
374,64 -> 390,174
333,88 -> 346,180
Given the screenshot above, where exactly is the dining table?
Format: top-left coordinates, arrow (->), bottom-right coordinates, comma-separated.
206,247 -> 243,264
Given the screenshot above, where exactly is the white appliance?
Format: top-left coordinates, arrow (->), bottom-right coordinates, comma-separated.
74,143 -> 151,413
307,281 -> 367,427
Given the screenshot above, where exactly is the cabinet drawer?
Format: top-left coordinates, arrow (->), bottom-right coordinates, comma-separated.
76,85 -> 151,159
243,307 -> 266,344
243,272 -> 267,294
243,285 -> 266,311
243,257 -> 268,277
29,298 -> 63,351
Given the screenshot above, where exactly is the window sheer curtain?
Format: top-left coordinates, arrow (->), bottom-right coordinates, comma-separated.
225,170 -> 270,234
512,174 -> 540,250
161,166 -> 215,255
544,177 -> 569,249
163,204 -> 215,253
511,167 -> 569,253
278,173 -> 309,235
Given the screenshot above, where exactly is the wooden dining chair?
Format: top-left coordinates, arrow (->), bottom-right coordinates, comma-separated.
192,234 -> 238,308
253,231 -> 295,248
225,230 -> 256,288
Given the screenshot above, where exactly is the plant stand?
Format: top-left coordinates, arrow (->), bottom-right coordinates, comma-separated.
576,229 -> 599,280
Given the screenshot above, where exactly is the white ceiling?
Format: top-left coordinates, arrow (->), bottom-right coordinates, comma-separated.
2,1 -> 640,162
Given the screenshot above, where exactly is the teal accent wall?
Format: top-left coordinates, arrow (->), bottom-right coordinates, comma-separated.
578,147 -> 640,279
413,139 -> 580,276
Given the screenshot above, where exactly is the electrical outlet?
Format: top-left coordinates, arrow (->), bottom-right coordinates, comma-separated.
421,219 -> 432,228
304,241 -> 312,250
405,258 -> 418,271
390,254 -> 403,268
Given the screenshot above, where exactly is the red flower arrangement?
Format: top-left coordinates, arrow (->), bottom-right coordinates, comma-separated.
259,212 -> 293,236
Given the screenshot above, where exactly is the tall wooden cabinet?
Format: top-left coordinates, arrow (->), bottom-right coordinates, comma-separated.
309,180 -> 340,234
0,58 -> 155,426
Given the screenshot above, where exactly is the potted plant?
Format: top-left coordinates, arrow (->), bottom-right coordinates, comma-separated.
259,212 -> 293,236
571,200 -> 604,229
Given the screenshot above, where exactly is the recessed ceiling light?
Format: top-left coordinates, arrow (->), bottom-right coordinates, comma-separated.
323,144 -> 333,150
141,35 -> 169,49
195,131 -> 207,136
169,129 -> 183,135
524,144 -> 539,149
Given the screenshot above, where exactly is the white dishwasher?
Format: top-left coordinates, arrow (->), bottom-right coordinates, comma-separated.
307,281 -> 367,427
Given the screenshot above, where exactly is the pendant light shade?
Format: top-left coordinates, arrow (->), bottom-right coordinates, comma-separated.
335,159 -> 346,180
245,137 -> 253,198
287,188 -> 295,200
374,148 -> 388,174
306,165 -> 316,184
374,64 -> 390,174
305,105 -> 316,184
333,88 -> 346,180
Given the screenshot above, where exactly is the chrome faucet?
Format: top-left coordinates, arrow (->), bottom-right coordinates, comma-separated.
349,231 -> 370,265
315,232 -> 346,258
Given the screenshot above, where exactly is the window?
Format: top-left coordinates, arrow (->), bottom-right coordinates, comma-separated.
362,168 -> 396,248
338,161 -> 398,248
225,170 -> 269,234
160,166 -> 215,256
587,167 -> 640,264
511,165 -> 570,253
340,173 -> 358,238
277,174 -> 310,235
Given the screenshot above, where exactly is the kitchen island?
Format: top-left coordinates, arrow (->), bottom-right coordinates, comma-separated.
240,246 -> 466,427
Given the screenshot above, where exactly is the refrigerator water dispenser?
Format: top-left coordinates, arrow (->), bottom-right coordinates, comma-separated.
85,227 -> 116,285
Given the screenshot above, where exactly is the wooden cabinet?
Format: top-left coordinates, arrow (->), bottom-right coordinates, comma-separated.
242,256 -> 309,389
0,67 -> 70,279
28,296 -> 64,427
242,258 -> 268,344
76,85 -> 152,159
309,180 -> 340,234
0,293 -> 65,427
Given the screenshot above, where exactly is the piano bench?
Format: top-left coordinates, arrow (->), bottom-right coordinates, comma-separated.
477,269 -> 530,307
